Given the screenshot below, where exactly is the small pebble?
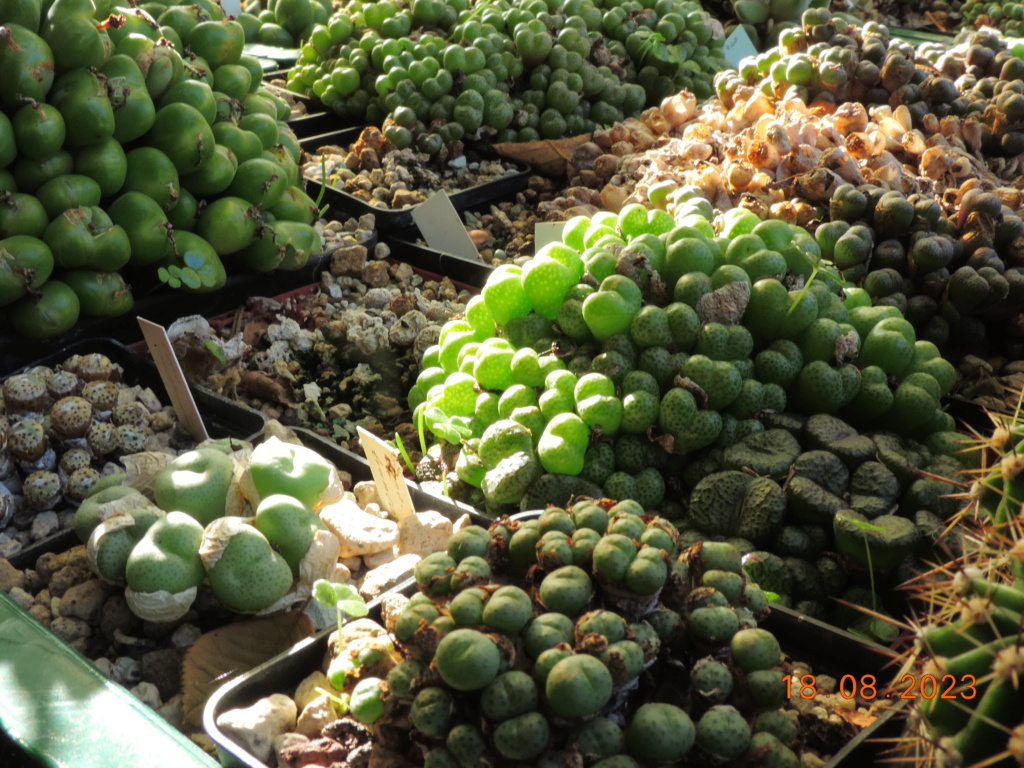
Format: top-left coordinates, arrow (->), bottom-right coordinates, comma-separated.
130,681 -> 162,710
171,624 -> 202,648
50,616 -> 90,643
112,656 -> 142,685
8,586 -> 33,610
790,694 -> 815,714
0,533 -> 23,558
156,694 -> 185,731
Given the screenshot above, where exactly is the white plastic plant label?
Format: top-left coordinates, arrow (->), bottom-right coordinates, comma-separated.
412,192 -> 480,261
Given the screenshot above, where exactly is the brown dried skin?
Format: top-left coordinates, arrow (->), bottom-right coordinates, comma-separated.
513,59 -> 1024,224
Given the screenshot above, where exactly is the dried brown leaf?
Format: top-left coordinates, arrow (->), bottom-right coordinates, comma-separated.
696,281 -> 750,325
492,134 -> 594,177
181,611 -> 315,729
832,705 -> 878,729
239,369 -> 297,406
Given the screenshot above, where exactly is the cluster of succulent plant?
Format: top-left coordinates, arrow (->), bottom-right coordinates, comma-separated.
0,354 -> 177,546
720,17 -> 1024,171
674,413 -> 970,636
962,0 -> 1024,38
0,0 -> 322,341
716,0 -> 830,51
815,184 -> 1024,364
893,400 -> 1024,767
73,435 -> 343,622
501,19 -> 1024,377
286,0 -> 728,149
406,189 -> 968,514
239,0 -> 334,49
332,502 -> 809,767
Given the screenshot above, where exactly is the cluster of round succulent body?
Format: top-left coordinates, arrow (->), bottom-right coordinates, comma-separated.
74,436 -> 341,623
347,501 -> 803,766
0,354 -> 150,523
410,188 -> 963,513
289,0 -> 728,149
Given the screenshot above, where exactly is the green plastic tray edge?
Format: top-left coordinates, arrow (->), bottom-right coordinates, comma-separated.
0,591 -> 219,768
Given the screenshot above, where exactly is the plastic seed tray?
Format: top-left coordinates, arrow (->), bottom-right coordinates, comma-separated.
300,128 -> 532,229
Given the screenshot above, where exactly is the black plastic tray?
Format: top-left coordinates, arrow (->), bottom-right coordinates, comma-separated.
260,80 -> 316,111
288,111 -> 341,138
0,252 -> 341,373
300,128 -> 532,229
204,519 -> 902,768
383,236 -> 494,289
942,394 -> 995,434
3,338 -> 266,569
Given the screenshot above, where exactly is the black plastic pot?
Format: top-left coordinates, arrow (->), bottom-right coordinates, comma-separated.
288,111 -> 341,138
0,249 -> 347,372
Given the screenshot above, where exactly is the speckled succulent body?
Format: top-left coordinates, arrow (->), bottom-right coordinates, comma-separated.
67,353 -> 113,382
116,424 -> 147,454
8,420 -> 53,470
2,374 -> 47,420
112,402 -> 148,430
58,447 -> 92,477
50,396 -> 93,440
46,371 -> 80,401
23,470 -> 62,510
64,467 -> 100,504
86,421 -> 119,457
81,380 -> 119,417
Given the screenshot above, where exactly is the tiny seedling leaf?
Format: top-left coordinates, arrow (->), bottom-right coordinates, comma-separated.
204,340 -> 228,365
181,268 -> 201,289
395,434 -> 416,475
339,599 -> 369,618
423,406 -> 448,427
851,520 -> 885,533
313,578 -> 340,609
157,267 -> 170,283
183,250 -> 204,270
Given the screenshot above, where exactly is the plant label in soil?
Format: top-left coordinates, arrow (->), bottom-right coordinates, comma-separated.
357,426 -> 415,521
535,222 -> 566,252
722,25 -> 758,69
413,192 -> 481,262
138,317 -> 210,442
